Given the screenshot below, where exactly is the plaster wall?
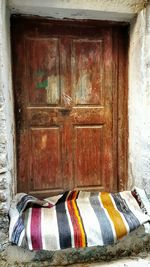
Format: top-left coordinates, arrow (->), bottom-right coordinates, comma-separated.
0,0 -> 15,252
8,0 -> 148,21
128,7 -> 150,197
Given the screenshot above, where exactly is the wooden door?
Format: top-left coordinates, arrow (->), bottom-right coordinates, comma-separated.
11,17 -> 128,197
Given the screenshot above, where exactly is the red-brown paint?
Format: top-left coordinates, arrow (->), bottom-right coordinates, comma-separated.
11,16 -> 129,197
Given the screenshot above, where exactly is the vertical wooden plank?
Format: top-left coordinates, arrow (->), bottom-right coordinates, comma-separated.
60,38 -> 73,190
118,28 -> 129,191
112,28 -> 119,192
60,38 -> 72,107
11,31 -> 29,193
61,119 -> 74,191
102,28 -> 114,191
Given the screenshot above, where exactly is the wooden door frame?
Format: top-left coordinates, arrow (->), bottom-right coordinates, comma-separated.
113,26 -> 128,191
11,16 -> 129,192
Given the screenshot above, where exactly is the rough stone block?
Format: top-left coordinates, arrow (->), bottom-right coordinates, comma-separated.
0,134 -> 6,145
0,153 -> 7,174
0,216 -> 9,232
0,176 -> 7,190
0,110 -> 5,123
0,191 -> 7,202
0,203 -> 8,215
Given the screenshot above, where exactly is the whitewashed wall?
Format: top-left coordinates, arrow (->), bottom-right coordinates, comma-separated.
128,7 -> 150,197
0,0 -> 15,252
8,0 -> 147,21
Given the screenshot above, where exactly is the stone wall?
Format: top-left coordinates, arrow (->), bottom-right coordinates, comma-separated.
0,89 -> 9,252
128,6 -> 150,197
0,0 -> 15,255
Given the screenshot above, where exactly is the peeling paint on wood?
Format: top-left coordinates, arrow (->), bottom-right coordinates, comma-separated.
36,79 -> 48,89
72,39 -> 102,105
46,75 -> 60,104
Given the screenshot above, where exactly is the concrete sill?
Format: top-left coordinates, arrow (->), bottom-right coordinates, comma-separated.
5,226 -> 150,266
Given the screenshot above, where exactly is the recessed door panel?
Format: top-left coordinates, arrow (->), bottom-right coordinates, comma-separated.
26,38 -> 60,105
30,127 -> 62,192
72,39 -> 103,105
74,126 -> 103,190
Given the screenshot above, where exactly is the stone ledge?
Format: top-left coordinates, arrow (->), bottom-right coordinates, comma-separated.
2,256 -> 150,267
3,226 -> 150,266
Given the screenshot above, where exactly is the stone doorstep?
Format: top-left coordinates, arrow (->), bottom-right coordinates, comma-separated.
3,258 -> 150,267
4,226 -> 150,266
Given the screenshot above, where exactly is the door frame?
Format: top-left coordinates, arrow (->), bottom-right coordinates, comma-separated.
11,16 -> 129,192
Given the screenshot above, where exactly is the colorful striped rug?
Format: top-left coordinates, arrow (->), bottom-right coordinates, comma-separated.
9,188 -> 150,251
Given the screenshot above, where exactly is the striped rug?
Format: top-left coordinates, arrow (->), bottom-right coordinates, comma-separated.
9,188 -> 150,251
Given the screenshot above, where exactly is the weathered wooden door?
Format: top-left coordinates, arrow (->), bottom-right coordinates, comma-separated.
12,17 -> 128,197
